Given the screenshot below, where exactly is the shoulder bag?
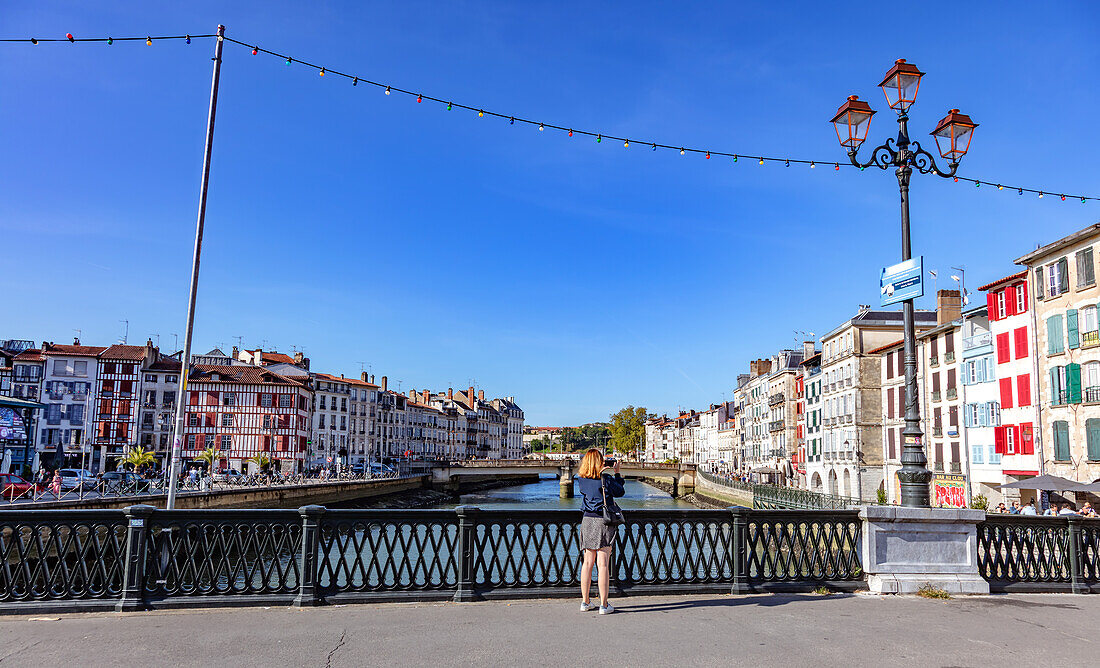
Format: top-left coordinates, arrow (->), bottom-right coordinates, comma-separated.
601,473 -> 625,526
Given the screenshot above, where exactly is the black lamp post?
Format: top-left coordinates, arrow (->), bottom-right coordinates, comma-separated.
831,59 -> 977,508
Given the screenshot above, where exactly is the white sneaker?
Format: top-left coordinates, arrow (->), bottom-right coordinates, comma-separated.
580,601 -> 594,612
599,603 -> 615,615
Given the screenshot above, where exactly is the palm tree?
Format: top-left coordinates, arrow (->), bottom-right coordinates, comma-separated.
117,446 -> 156,471
195,446 -> 223,472
249,454 -> 272,474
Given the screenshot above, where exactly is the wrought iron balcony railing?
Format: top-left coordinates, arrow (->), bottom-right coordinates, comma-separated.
963,332 -> 992,350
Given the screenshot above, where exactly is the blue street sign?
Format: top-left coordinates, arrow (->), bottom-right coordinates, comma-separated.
880,257 -> 924,306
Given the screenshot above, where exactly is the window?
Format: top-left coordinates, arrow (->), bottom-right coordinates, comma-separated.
263,414 -> 272,429
220,435 -> 232,449
1053,420 -> 1070,461
999,378 -> 1013,409
144,374 -> 157,382
1076,247 -> 1095,288
972,443 -> 984,465
1017,374 -> 1032,407
1048,260 -> 1069,296
279,394 -> 292,408
1015,284 -> 1027,313
1086,362 -> 1100,397
988,444 -> 1001,465
1081,306 -> 1099,347
188,414 -> 198,427
996,291 -> 1006,319
1050,366 -> 1067,405
1088,418 -> 1100,461
102,362 -> 116,375
1035,267 -> 1045,300
186,434 -> 196,449
204,434 -> 215,449
221,413 -> 234,427
996,332 -> 1011,363
320,396 -> 327,410
222,392 -> 236,407
1005,426 -> 1016,454
886,352 -> 894,379
1047,315 -> 1065,354
1012,327 -> 1027,359
260,393 -> 273,408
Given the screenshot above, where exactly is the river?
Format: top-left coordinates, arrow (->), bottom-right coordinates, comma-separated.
439,475 -> 695,510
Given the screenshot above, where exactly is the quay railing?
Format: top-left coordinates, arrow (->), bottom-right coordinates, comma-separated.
977,514 -> 1100,594
0,506 -> 864,613
0,471 -> 408,507
697,470 -> 858,510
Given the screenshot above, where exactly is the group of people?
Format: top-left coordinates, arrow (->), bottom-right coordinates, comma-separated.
993,500 -> 1098,517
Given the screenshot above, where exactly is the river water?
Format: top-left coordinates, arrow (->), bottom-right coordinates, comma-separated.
440,475 -> 695,510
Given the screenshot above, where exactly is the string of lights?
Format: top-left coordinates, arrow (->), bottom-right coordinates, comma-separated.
5,31 -> 1096,204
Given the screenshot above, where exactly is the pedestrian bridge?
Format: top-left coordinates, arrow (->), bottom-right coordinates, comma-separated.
431,459 -> 696,497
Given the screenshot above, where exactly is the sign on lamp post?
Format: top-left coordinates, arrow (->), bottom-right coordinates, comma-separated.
880,256 -> 924,307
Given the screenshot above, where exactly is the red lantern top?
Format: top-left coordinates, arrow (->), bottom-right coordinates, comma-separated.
878,59 -> 924,112
830,95 -> 876,150
930,109 -> 977,163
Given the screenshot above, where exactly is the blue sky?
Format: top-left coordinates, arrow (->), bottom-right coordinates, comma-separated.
3,2 -> 1098,426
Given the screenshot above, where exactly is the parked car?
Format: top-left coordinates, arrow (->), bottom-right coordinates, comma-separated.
212,468 -> 244,483
98,471 -> 152,494
58,469 -> 96,491
0,473 -> 34,500
370,463 -> 396,475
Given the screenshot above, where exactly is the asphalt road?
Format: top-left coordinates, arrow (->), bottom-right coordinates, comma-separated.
0,593 -> 1094,667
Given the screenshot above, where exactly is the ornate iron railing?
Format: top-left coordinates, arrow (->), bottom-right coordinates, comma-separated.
977,515 -> 1100,593
0,505 -> 865,612
697,470 -> 858,510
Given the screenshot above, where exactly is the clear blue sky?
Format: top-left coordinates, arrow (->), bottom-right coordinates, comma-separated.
3,2 -> 1098,426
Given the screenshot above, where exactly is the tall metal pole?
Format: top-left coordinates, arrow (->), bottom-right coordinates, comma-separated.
894,113 -> 932,507
167,25 -> 225,509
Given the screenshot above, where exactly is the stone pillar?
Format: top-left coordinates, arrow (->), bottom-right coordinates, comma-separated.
859,505 -> 989,594
559,460 -> 574,498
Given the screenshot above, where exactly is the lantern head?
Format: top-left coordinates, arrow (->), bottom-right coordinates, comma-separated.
830,95 -> 876,151
930,109 -> 977,163
878,58 -> 924,112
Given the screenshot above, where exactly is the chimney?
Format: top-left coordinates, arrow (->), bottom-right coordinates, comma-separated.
478,390 -> 485,401
381,376 -> 388,391
468,386 -> 475,404
255,348 -> 263,364
937,289 -> 962,325
422,390 -> 429,404
803,340 -> 815,358
293,351 -> 304,365
409,390 -> 417,401
73,336 -> 80,345
370,374 -> 375,384
231,345 -> 239,358
448,387 -> 453,400
144,339 -> 154,363
361,371 -> 369,382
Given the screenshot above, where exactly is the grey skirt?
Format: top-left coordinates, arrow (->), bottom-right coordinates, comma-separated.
580,515 -> 617,551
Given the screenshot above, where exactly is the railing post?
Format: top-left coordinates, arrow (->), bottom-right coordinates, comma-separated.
453,505 -> 482,602
116,504 -> 155,612
1066,516 -> 1088,594
294,505 -> 325,607
729,506 -> 752,594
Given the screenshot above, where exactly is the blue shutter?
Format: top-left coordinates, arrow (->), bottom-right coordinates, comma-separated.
1067,309 -> 1080,349
964,407 -> 972,427
1048,315 -> 1065,354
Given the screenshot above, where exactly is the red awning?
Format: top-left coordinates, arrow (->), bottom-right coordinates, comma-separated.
1003,470 -> 1039,477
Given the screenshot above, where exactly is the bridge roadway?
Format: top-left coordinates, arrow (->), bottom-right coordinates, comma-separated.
3,593 -> 1092,667
431,459 -> 697,497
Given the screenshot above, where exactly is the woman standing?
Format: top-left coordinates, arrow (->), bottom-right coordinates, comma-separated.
576,448 -> 625,615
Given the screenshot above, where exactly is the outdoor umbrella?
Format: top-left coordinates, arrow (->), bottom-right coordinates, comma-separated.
999,474 -> 1093,492
53,437 -> 65,468
1,449 -> 11,474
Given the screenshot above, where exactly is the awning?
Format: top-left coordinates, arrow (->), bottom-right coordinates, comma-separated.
1000,474 -> 1092,492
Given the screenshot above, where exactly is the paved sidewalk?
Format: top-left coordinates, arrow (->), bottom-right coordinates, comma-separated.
1,593 -> 1095,667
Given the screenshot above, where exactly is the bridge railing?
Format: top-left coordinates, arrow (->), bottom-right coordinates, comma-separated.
977,514 -> 1100,594
0,505 -> 863,612
697,471 -> 858,510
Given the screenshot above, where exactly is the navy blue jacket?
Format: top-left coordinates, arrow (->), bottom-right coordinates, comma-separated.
577,472 -> 625,518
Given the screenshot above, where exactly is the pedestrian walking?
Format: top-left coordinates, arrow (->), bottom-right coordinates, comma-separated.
50,470 -> 62,498
576,448 -> 624,615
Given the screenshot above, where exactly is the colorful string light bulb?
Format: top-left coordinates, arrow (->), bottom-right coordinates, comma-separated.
286,57 -> 292,65
30,38 -> 38,44
998,185 -> 1003,190
1039,192 -> 1044,198
509,117 -> 514,125
185,35 -> 191,44
652,144 -> 657,151
107,38 -> 112,45
733,155 -> 738,163
810,162 -> 815,168
1018,189 -> 1023,195
624,140 -> 629,148
478,110 -> 484,117
1083,198 -> 1088,203
352,77 -> 358,86
252,47 -> 258,55
539,123 -> 544,131
385,86 -> 391,95
447,102 -> 452,110
784,159 -> 789,167
597,134 -> 602,143
953,177 -> 958,182
679,148 -> 685,155
1061,195 -> 1066,201
66,33 -> 74,42
146,37 -> 152,45
975,181 -> 980,188
568,129 -> 573,137
759,158 -> 764,165
417,94 -> 422,103
319,68 -> 325,76
834,163 -> 839,170
706,151 -> 710,159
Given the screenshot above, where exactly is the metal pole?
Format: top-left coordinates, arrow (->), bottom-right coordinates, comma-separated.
894,114 -> 932,508
167,25 -> 225,509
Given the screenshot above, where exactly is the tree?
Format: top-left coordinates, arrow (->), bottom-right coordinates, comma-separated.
609,406 -> 648,456
116,446 -> 156,471
195,446 -> 223,471
249,454 -> 273,473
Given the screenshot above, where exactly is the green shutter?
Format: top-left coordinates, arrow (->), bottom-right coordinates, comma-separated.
1050,367 -> 1060,405
1058,258 -> 1070,293
1048,315 -> 1064,354
1054,421 -> 1071,461
1067,363 -> 1082,403
1067,309 -> 1080,349
1087,419 -> 1100,461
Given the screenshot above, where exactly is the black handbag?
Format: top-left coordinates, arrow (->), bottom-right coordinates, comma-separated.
601,474 -> 625,526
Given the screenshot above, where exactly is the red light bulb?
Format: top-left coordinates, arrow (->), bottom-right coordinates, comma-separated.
66,33 -> 74,42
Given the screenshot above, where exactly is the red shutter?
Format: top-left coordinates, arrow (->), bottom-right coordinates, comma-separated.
887,388 -> 895,418
987,292 -> 998,321
1021,422 -> 1035,454
996,333 -> 1010,363
189,391 -> 199,405
999,378 -> 1014,408
994,426 -> 1005,454
1012,426 -> 1022,455
1005,289 -> 1016,317
1014,327 -> 1028,359
206,391 -> 218,406
256,393 -> 263,407
1017,374 -> 1031,407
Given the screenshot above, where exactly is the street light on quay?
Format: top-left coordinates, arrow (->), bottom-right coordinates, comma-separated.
830,59 -> 977,508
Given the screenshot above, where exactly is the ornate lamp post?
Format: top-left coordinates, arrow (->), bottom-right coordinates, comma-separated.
830,59 -> 977,507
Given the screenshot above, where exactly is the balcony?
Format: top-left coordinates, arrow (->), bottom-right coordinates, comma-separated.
929,356 -> 939,367
946,388 -> 957,401
768,393 -> 785,406
1052,390 -> 1069,406
933,426 -> 943,437
932,390 -> 941,402
944,351 -> 955,364
949,462 -> 962,474
963,332 -> 992,351
768,420 -> 785,433
1083,330 -> 1100,348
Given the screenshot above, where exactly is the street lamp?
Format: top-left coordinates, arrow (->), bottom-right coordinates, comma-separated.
831,58 -> 977,508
